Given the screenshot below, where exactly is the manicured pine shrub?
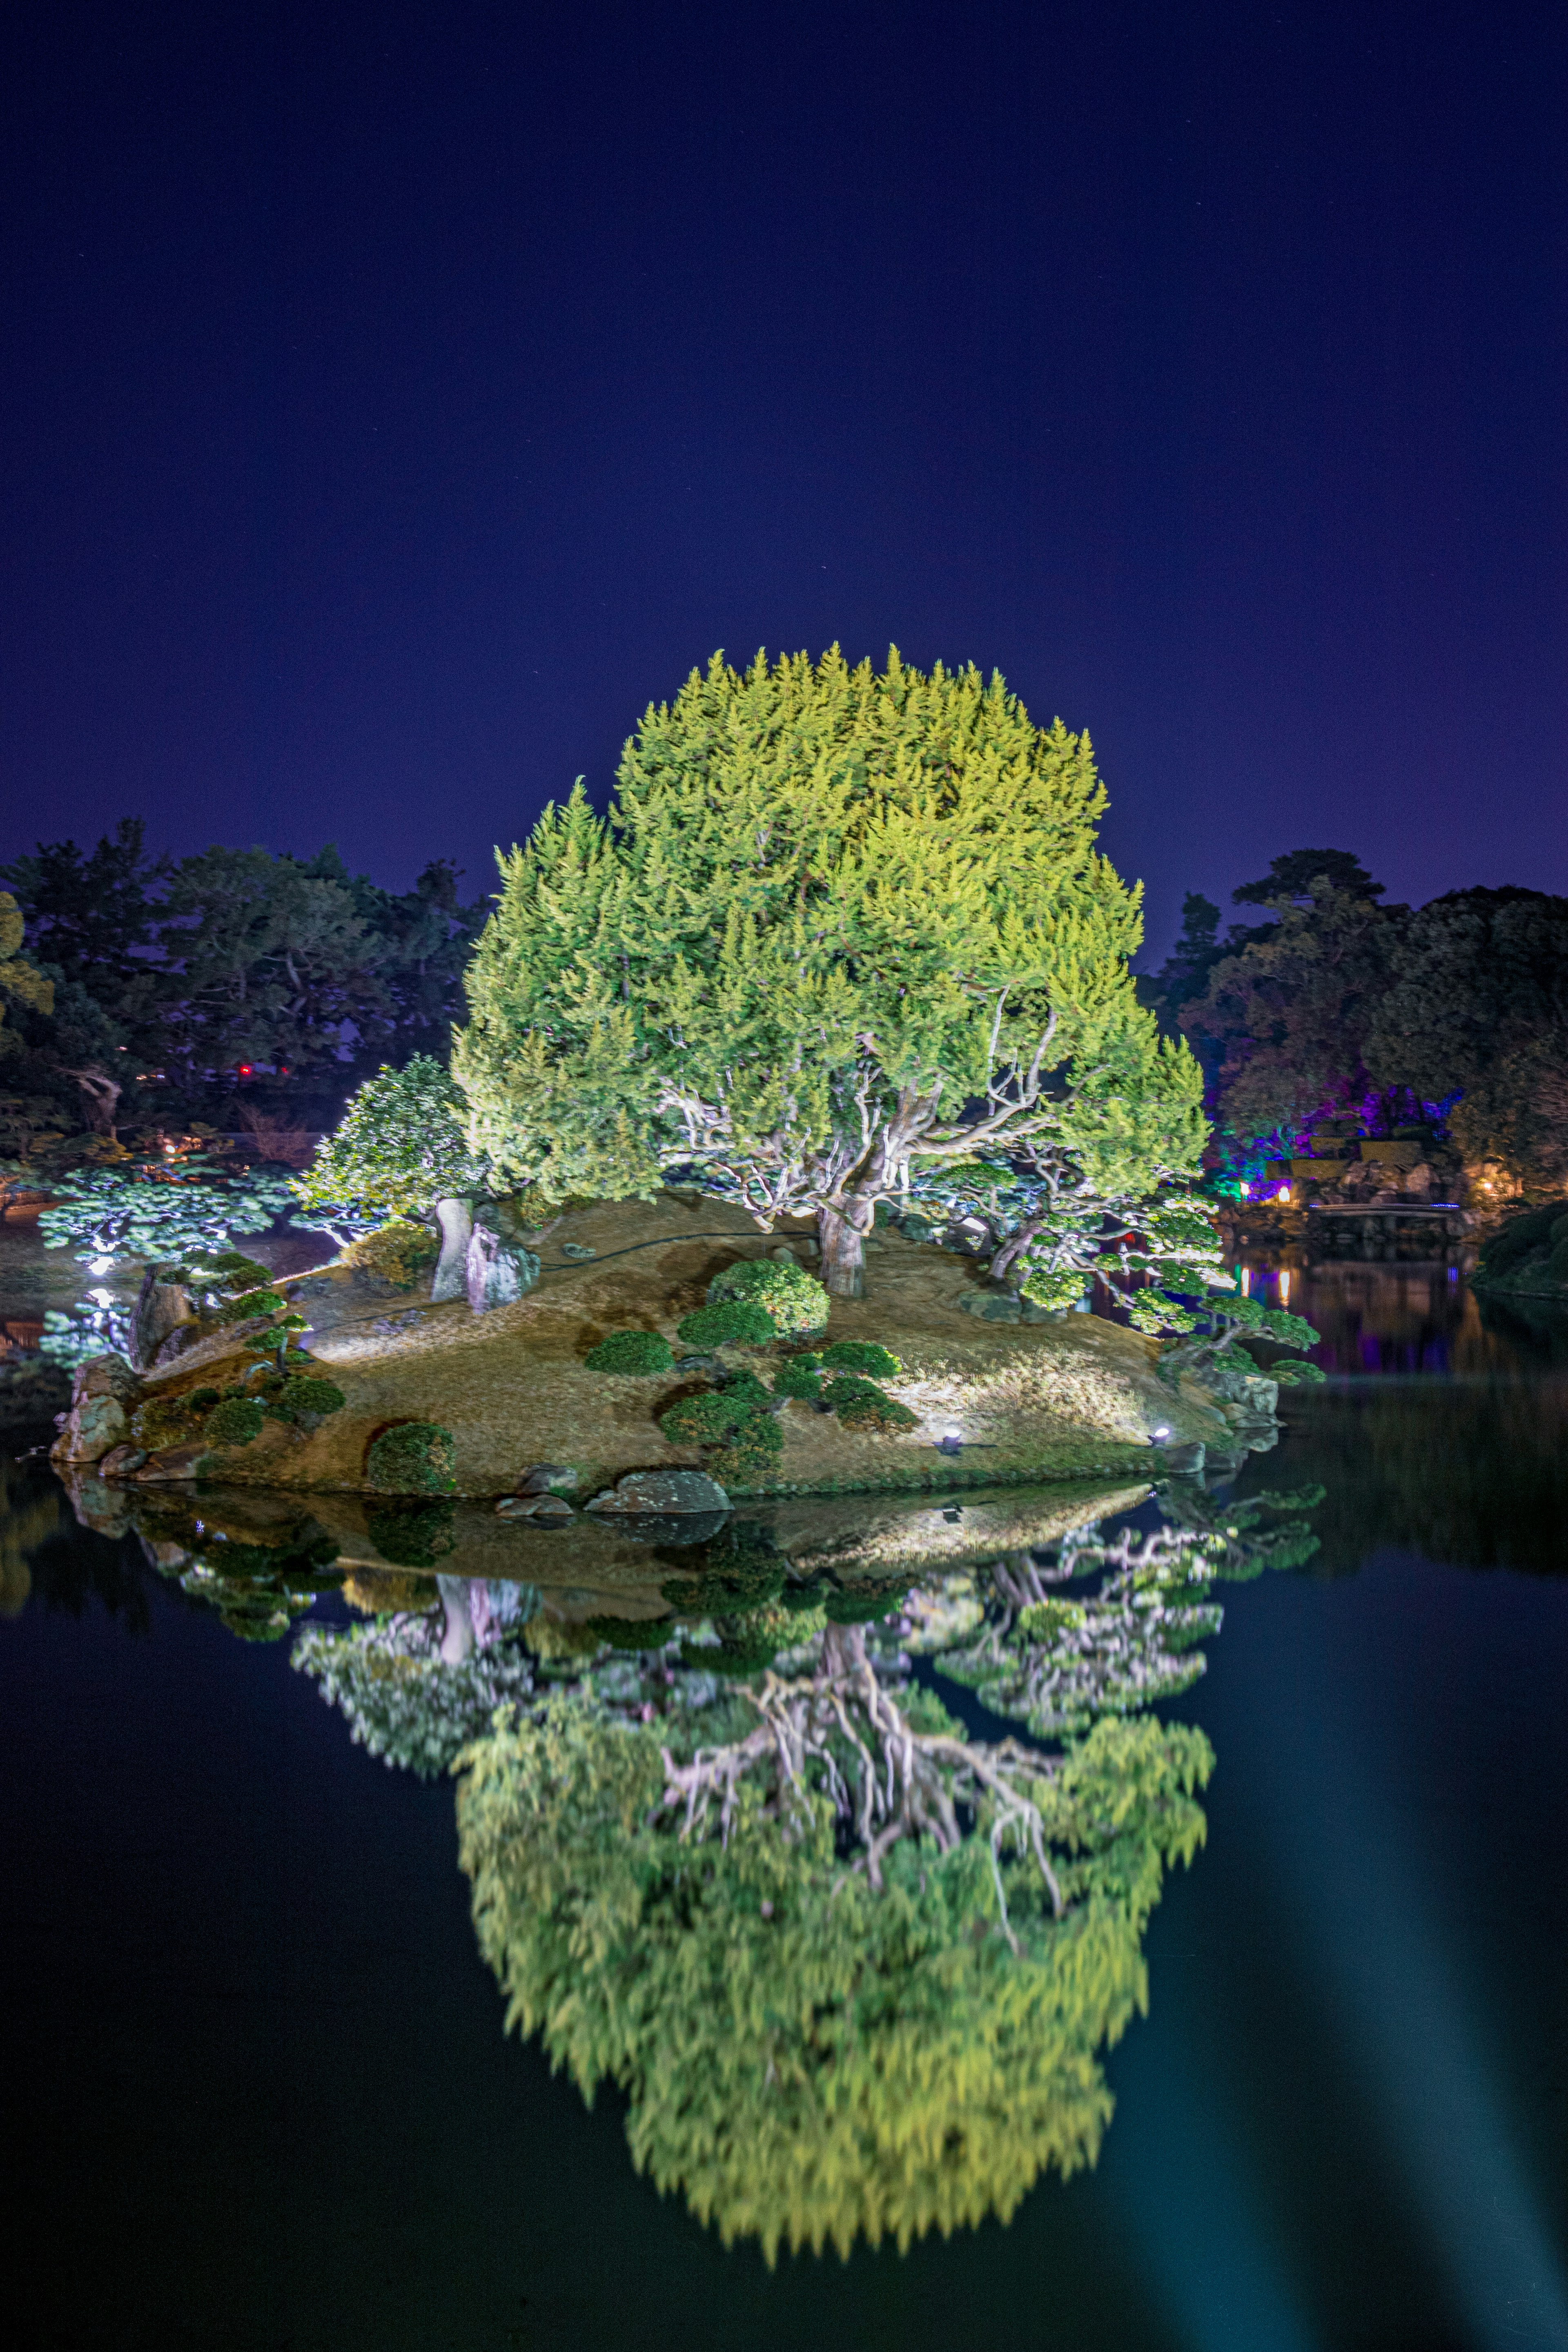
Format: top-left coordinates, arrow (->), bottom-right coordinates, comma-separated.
771,1354 -> 823,1401
584,1330 -> 675,1374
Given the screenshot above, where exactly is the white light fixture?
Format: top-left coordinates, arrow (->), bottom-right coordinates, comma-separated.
89,1256 -> 114,1274
89,1287 -> 113,1307
1151,1425 -> 1170,1441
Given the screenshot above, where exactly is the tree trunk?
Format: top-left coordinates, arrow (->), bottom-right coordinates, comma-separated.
62,1067 -> 122,1139
431,1198 -> 473,1300
817,1198 -> 873,1298
436,1573 -> 475,1664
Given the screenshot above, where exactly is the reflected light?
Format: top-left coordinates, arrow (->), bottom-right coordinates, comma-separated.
1279,1270 -> 1292,1306
1239,1180 -> 1252,1198
1240,1267 -> 1251,1296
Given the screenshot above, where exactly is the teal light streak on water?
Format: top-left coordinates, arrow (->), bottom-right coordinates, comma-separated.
1242,1599 -> 1568,2352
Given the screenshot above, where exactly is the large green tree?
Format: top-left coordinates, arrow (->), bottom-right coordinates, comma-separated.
1178,864 -> 1399,1152
1363,886 -> 1568,1191
457,648 -> 1204,1294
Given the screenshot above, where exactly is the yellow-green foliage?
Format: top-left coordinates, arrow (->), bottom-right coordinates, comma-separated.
454,648 -> 1207,1215
456,1697 -> 1211,2263
344,1568 -> 440,1616
339,1219 -> 440,1289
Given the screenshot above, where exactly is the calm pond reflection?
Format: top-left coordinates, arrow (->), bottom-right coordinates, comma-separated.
2,1267 -> 1566,2351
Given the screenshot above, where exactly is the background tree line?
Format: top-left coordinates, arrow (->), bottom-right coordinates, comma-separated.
1145,848 -> 1568,1193
0,820 -> 482,1152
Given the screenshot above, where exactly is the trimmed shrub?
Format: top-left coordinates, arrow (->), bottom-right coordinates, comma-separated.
205,1395 -> 265,1447
187,1386 -> 221,1412
721,1370 -> 773,1410
584,1330 -> 675,1374
661,1558 -> 787,1615
707,1256 -> 829,1337
586,1614 -> 677,1651
819,1339 -> 903,1379
1477,1202 -> 1568,1278
674,1301 -> 776,1349
780,1575 -> 829,1611
824,1583 -> 910,1624
657,1392 -> 755,1446
366,1498 -> 458,1568
366,1420 -> 458,1494
821,1374 -> 918,1432
772,1354 -> 822,1401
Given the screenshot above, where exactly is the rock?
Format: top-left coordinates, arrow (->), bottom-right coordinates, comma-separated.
61,1475 -> 134,1539
559,1241 -> 596,1261
495,1493 -> 573,1525
51,1352 -> 140,1464
586,1468 -> 731,1516
1154,1441 -> 1206,1474
673,1352 -> 723,1375
519,1463 -> 577,1494
958,1289 -> 1022,1322
96,1443 -> 149,1479
132,1442 -> 213,1483
595,1509 -> 731,1547
466,1217 -> 541,1314
129,1271 -> 200,1373
152,1323 -> 203,1367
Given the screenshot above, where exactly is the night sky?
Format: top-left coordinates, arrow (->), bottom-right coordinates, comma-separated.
2,2 -> 1564,956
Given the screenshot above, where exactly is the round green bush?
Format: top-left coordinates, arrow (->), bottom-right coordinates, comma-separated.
821,1374 -> 918,1432
277,1373 -> 347,1419
707,1256 -> 829,1337
772,1354 -> 823,1401
205,1395 -> 266,1447
679,1626 -> 783,1676
657,1392 -> 755,1445
584,1330 -> 675,1374
674,1301 -> 776,1349
366,1420 -> 457,1494
818,1339 -> 903,1379
187,1386 -> 221,1412
721,1369 -> 773,1409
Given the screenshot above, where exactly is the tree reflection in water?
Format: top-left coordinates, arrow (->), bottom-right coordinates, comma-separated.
44,1468 -> 1323,2262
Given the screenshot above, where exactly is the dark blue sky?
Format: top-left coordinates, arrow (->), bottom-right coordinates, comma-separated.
2,1 -> 1564,956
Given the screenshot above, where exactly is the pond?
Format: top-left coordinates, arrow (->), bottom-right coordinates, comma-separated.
3,1266 -> 1566,2352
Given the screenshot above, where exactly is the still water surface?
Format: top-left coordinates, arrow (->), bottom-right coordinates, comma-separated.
3,1268 -> 1566,2352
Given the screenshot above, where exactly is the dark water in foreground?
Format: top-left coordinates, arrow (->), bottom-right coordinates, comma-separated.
3,1274 -> 1567,2352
